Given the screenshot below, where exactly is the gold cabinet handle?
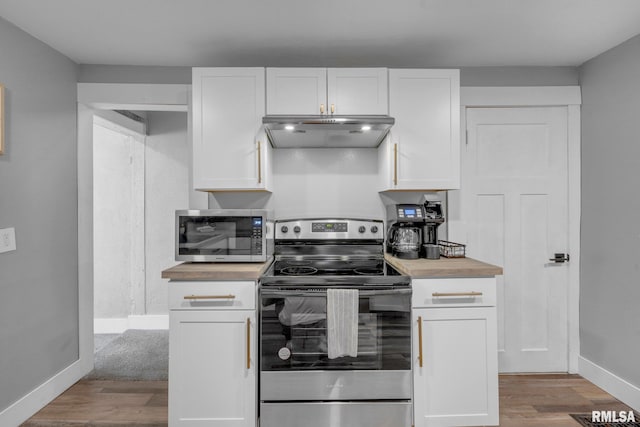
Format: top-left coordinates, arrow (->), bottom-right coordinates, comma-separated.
432,292 -> 483,297
246,317 -> 251,370
257,140 -> 262,184
183,294 -> 236,300
393,143 -> 398,186
320,103 -> 325,114
417,316 -> 423,368
330,104 -> 335,114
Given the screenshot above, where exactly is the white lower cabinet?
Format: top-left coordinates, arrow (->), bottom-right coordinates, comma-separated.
412,278 -> 499,427
169,281 -> 257,427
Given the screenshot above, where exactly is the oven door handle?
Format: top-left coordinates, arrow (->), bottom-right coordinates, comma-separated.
260,288 -> 412,297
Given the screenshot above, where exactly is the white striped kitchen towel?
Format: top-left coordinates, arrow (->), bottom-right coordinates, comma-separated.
326,288 -> 359,359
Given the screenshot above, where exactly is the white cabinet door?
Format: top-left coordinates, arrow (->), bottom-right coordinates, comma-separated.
381,69 -> 460,191
169,309 -> 256,427
192,67 -> 270,191
266,67 -> 388,115
413,307 -> 498,427
266,68 -> 327,115
327,68 -> 388,115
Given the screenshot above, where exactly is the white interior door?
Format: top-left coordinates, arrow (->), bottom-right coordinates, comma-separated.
463,107 -> 569,372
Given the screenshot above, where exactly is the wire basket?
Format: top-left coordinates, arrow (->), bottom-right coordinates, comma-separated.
438,240 -> 466,258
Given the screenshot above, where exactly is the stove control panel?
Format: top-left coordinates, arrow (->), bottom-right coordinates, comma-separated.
312,222 -> 348,233
275,219 -> 384,240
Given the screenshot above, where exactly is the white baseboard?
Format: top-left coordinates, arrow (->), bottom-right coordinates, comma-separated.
128,314 -> 169,330
94,317 -> 128,334
579,356 -> 640,411
0,358 -> 88,427
94,314 -> 169,334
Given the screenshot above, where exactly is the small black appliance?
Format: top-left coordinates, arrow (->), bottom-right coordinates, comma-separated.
421,199 -> 445,259
386,201 -> 446,259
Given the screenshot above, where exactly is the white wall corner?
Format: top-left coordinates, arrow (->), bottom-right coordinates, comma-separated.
579,356 -> 640,411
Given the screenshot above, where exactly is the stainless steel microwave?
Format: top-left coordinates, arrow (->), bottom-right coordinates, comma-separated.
175,209 -> 273,262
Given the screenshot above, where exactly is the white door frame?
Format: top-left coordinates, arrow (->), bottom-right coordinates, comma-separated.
456,86 -> 581,373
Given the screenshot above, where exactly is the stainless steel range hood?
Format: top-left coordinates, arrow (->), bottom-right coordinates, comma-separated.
262,115 -> 394,148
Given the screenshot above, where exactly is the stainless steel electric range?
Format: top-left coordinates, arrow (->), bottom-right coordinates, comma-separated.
259,218 -> 412,427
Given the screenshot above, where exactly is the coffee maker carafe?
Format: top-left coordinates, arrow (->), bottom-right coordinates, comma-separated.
386,204 -> 425,259
387,224 -> 422,259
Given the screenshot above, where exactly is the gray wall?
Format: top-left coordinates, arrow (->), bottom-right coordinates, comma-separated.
0,17 -> 78,411
78,64 -> 579,87
579,34 -> 640,387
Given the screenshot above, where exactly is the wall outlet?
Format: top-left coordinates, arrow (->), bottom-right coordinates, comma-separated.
0,227 -> 17,253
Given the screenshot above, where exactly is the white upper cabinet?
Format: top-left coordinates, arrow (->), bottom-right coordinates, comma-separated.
327,68 -> 388,115
379,69 -> 460,191
266,68 -> 388,115
192,67 -> 271,191
266,68 -> 327,115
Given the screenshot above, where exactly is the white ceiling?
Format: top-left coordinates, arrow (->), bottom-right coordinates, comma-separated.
1,0 -> 640,67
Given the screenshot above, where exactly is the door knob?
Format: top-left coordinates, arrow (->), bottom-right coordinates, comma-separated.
549,253 -> 570,263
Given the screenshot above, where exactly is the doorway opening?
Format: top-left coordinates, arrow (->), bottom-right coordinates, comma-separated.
87,110 -> 189,380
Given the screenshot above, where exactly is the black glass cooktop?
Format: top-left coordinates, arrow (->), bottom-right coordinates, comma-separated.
271,258 -> 402,277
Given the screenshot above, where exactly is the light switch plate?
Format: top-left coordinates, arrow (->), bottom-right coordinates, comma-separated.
0,227 -> 17,253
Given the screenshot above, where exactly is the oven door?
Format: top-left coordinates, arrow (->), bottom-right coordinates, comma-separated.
259,287 -> 412,401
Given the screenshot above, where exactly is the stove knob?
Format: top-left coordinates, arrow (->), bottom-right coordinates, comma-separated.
358,226 -> 366,233
281,226 -> 288,233
293,226 -> 301,233
371,226 -> 379,233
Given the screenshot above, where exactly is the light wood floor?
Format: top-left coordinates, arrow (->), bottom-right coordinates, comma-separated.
21,374 -> 635,426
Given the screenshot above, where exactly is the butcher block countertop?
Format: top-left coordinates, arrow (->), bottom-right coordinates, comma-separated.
162,256 -> 501,281
162,259 -> 273,281
385,254 -> 503,278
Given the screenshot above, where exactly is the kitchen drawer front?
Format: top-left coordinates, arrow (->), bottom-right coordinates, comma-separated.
412,277 -> 496,308
169,281 -> 255,310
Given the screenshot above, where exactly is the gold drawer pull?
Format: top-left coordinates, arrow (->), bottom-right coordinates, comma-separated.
257,140 -> 262,184
432,292 -> 482,298
246,317 -> 251,370
417,316 -> 423,368
393,143 -> 398,186
184,294 -> 236,300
